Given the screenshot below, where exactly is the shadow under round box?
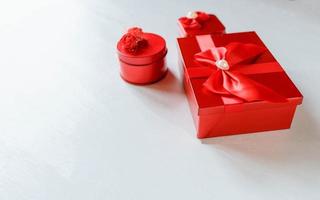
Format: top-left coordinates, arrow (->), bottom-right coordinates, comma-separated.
177,31 -> 303,139
178,12 -> 226,37
117,32 -> 168,84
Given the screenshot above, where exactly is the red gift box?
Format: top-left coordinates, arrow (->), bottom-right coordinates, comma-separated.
117,28 -> 167,84
178,11 -> 225,37
177,32 -> 303,138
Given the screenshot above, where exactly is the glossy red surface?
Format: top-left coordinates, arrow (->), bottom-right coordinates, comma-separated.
178,14 -> 226,37
117,32 -> 167,65
119,52 -> 167,84
117,32 -> 167,84
177,32 -> 303,138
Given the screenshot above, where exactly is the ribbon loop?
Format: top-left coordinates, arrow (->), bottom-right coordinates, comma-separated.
179,11 -> 210,29
190,35 -> 287,103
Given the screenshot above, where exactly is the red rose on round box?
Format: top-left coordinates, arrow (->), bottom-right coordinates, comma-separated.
117,27 -> 167,84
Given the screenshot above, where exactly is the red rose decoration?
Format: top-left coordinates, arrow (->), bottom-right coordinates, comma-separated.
119,27 -> 148,54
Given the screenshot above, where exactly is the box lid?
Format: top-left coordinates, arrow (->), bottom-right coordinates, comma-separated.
177,32 -> 303,116
178,14 -> 226,37
117,32 -> 167,65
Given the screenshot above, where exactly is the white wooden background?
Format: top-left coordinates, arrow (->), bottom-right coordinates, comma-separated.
0,0 -> 319,199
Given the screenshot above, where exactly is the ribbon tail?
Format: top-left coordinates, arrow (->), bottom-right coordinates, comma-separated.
203,70 -> 231,95
222,71 -> 287,103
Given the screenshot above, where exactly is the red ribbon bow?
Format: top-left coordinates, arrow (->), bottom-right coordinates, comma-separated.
178,11 -> 210,29
190,35 -> 287,103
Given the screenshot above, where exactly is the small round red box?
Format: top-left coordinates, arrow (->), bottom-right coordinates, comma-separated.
117,32 -> 167,84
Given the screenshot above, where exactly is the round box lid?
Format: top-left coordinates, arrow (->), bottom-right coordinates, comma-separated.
117,32 -> 167,65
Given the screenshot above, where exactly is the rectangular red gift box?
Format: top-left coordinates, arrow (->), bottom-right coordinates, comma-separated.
177,32 -> 303,139
178,14 -> 225,37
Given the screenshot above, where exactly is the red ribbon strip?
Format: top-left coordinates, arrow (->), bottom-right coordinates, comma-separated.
178,11 -> 210,29
188,35 -> 287,103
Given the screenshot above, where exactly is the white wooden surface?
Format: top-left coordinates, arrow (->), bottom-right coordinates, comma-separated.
0,0 -> 319,199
